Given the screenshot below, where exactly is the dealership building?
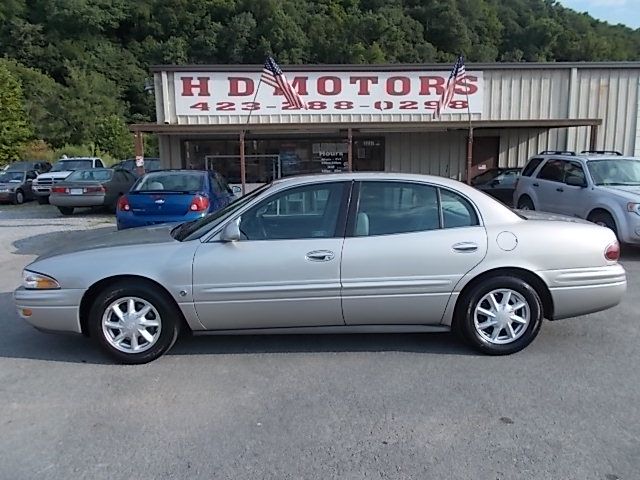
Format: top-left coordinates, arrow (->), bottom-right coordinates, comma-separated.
132,62 -> 640,192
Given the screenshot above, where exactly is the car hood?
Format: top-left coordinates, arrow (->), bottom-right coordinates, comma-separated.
513,209 -> 592,224
36,223 -> 180,260
36,171 -> 73,181
0,182 -> 21,188
599,185 -> 640,200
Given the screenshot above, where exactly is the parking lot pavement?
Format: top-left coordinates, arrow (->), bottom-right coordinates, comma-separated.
0,202 -> 639,480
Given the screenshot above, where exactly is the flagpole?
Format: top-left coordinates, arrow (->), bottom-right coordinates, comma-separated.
463,56 -> 474,185
239,77 -> 264,196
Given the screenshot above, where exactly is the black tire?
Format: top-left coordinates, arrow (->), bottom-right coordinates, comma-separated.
454,275 -> 544,355
588,211 -> 618,238
517,195 -> 535,210
37,195 -> 49,205
58,206 -> 74,215
13,189 -> 24,205
88,280 -> 181,364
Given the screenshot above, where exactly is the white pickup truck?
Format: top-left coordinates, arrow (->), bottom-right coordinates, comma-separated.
32,157 -> 105,204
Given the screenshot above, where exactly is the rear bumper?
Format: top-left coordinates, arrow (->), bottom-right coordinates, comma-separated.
117,211 -> 206,230
14,287 -> 85,334
538,264 -> 627,320
50,194 -> 106,208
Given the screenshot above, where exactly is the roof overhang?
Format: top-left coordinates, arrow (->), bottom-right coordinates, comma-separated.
131,118 -> 602,135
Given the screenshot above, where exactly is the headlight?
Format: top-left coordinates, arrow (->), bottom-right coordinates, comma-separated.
627,203 -> 640,215
22,270 -> 60,290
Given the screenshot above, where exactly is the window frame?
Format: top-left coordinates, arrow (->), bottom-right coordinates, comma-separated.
536,159 -> 566,183
522,158 -> 544,177
233,180 -> 353,242
345,180 -> 482,238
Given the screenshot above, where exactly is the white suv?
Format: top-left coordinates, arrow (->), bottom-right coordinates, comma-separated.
33,157 -> 104,204
514,150 -> 640,245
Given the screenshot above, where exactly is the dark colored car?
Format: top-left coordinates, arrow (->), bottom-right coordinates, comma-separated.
471,168 -> 521,205
5,160 -> 52,174
116,169 -> 234,230
113,158 -> 161,177
49,168 -> 138,215
0,170 -> 38,204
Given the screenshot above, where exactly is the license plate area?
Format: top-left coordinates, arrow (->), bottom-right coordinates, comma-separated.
70,188 -> 83,195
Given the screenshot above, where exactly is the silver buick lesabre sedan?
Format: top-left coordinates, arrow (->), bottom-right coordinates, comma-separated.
15,173 -> 627,364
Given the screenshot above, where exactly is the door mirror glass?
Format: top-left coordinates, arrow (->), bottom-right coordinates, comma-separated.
566,175 -> 587,187
220,219 -> 241,242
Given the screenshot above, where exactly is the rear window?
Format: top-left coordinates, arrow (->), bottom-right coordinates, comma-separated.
134,172 -> 205,192
51,160 -> 93,172
67,170 -> 113,182
521,158 -> 544,177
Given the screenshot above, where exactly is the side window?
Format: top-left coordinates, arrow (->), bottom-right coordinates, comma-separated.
355,182 -> 440,236
95,159 -> 105,168
440,189 -> 479,229
522,158 -> 543,177
239,182 -> 346,240
537,160 -> 565,182
564,162 -> 586,184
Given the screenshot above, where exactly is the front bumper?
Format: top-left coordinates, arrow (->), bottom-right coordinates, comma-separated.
14,287 -> 85,334
0,191 -> 16,202
32,186 -> 51,197
539,264 -> 627,320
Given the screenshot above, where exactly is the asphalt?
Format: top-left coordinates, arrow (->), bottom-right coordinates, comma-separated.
0,202 -> 638,480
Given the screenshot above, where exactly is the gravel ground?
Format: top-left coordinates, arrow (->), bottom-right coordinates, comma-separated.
0,201 -> 638,480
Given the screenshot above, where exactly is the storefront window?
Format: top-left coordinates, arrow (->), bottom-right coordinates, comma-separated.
183,137 -> 384,184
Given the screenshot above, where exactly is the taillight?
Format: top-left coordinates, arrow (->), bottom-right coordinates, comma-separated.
51,186 -> 68,194
117,195 -> 130,212
189,195 -> 209,212
605,242 -> 620,262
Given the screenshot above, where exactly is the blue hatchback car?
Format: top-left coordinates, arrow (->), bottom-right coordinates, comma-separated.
116,170 -> 235,230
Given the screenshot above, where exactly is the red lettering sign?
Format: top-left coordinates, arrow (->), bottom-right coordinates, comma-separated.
386,76 -> 410,96
349,76 -> 379,95
181,77 -> 210,96
454,75 -> 478,95
419,76 -> 445,96
228,77 -> 254,96
317,76 -> 341,96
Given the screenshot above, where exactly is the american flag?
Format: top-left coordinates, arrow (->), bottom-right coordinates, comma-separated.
435,55 -> 466,118
261,56 -> 307,109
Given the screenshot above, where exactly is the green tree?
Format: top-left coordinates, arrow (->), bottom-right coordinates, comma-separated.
95,115 -> 134,160
0,64 -> 33,164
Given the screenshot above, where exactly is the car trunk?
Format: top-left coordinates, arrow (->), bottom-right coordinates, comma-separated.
127,191 -> 196,216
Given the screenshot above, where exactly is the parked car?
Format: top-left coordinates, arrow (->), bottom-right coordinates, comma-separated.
514,150 -> 640,245
0,170 -> 38,204
5,160 -> 52,174
49,168 -> 137,215
116,169 -> 234,230
112,158 -> 161,177
32,157 -> 105,204
15,173 -> 625,364
471,168 -> 521,205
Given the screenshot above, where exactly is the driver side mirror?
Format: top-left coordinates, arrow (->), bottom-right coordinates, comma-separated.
566,176 -> 587,188
220,219 -> 241,242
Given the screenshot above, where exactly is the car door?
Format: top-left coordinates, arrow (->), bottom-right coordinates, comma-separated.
490,170 -> 520,205
534,159 -> 566,213
341,181 -> 488,325
25,171 -> 37,199
192,181 -> 350,330
556,161 -> 591,217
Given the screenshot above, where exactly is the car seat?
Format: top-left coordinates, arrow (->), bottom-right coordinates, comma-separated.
148,181 -> 164,190
355,212 -> 370,236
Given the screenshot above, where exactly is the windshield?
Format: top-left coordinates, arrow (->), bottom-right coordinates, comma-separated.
471,170 -> 501,185
588,159 -> 640,186
173,184 -> 271,241
67,169 -> 112,182
51,160 -> 93,172
0,171 -> 24,182
134,172 -> 204,192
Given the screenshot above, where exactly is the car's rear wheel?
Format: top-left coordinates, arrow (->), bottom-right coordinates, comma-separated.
88,281 -> 181,364
517,196 -> 535,210
454,275 -> 543,355
37,196 -> 49,205
588,211 -> 618,238
13,189 -> 24,205
58,206 -> 74,215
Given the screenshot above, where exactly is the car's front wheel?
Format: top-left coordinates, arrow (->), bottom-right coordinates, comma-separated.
455,275 -> 544,355
517,196 -> 535,210
13,189 -> 24,205
88,281 -> 182,364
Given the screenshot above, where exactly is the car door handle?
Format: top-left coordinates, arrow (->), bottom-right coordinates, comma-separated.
305,250 -> 335,262
532,183 -> 539,187
452,242 -> 478,253
556,187 -> 564,192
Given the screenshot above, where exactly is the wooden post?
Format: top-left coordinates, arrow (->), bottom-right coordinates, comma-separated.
466,127 -> 474,184
347,128 -> 353,172
134,131 -> 145,176
240,130 -> 246,195
589,124 -> 599,151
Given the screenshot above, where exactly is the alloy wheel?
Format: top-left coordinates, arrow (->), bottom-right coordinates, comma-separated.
101,297 -> 162,353
473,289 -> 530,345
